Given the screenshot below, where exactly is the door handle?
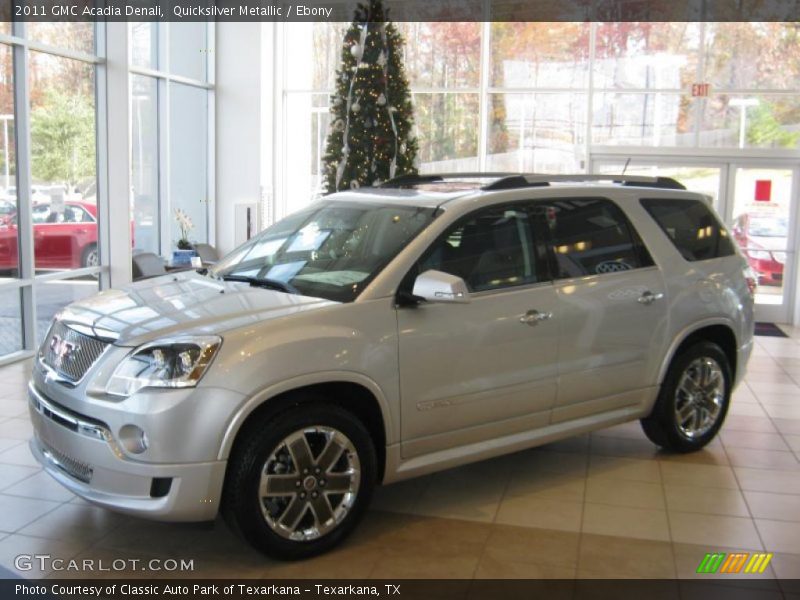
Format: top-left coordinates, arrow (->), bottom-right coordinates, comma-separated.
520,309 -> 553,326
638,291 -> 664,305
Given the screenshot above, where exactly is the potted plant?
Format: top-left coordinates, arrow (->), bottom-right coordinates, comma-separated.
172,208 -> 198,266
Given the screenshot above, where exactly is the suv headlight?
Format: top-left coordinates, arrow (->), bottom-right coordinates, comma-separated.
106,336 -> 222,397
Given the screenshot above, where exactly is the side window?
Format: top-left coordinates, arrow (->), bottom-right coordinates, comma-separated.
641,198 -> 735,262
32,205 -> 50,224
64,206 -> 88,223
417,205 -> 542,292
543,198 -> 654,278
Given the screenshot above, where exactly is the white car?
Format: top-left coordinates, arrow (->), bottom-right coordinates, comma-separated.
29,173 -> 754,559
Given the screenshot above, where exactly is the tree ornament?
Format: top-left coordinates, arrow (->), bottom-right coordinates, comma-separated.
333,119 -> 345,132
377,93 -> 387,106
350,43 -> 362,58
377,52 -> 387,67
351,102 -> 361,114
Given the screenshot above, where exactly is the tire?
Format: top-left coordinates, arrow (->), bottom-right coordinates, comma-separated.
641,341 -> 732,453
81,244 -> 99,269
222,400 -> 376,560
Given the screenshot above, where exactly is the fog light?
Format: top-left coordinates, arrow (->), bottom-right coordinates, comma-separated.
118,424 -> 149,454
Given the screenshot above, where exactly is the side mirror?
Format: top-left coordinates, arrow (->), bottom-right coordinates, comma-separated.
412,269 -> 470,304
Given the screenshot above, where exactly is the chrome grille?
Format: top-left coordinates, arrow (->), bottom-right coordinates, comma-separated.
40,321 -> 109,383
39,439 -> 93,483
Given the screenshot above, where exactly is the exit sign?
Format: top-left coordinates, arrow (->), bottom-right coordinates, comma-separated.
692,83 -> 711,97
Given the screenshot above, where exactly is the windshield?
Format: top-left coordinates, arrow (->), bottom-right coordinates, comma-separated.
750,216 -> 788,238
211,201 -> 437,302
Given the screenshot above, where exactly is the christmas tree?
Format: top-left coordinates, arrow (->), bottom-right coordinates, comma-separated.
322,0 -> 419,193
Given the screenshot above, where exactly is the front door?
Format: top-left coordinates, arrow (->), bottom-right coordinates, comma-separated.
397,203 -> 559,458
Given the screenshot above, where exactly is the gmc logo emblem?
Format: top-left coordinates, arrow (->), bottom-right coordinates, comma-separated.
50,335 -> 77,366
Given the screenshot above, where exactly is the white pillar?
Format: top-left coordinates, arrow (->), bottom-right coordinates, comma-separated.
215,22 -> 265,256
103,23 -> 132,288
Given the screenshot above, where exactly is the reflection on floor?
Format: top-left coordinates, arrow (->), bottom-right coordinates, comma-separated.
0,329 -> 799,585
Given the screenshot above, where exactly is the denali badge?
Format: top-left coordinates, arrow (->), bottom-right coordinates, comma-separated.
50,334 -> 78,367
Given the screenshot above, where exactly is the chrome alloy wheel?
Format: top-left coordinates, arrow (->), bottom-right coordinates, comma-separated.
674,357 -> 726,439
258,426 -> 361,541
85,248 -> 99,267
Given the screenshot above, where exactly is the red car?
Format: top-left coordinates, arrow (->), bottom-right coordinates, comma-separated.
733,213 -> 787,286
0,200 -> 100,271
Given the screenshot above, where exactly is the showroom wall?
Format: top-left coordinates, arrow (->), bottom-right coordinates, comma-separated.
214,22 -> 269,256
129,23 -> 215,260
276,22 -> 800,219
0,23 -> 216,364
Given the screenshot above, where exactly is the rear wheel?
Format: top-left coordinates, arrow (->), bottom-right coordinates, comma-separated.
641,341 -> 731,452
81,244 -> 99,269
222,401 -> 376,560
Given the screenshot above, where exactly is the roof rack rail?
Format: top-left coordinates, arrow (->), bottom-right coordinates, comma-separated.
380,172 -> 516,188
482,174 -> 686,191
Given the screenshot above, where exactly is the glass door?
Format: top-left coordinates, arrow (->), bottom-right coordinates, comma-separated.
728,166 -> 798,323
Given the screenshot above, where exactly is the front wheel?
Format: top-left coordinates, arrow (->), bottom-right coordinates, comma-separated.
222,401 -> 376,560
641,341 -> 732,453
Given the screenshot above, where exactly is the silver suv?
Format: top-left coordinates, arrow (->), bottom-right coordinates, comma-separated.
29,173 -> 754,559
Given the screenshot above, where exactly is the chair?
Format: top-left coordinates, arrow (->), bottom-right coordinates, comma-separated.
192,243 -> 219,266
132,252 -> 167,280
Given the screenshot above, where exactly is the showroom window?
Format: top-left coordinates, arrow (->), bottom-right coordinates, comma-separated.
129,23 -> 215,259
0,23 -> 105,361
276,21 -> 800,219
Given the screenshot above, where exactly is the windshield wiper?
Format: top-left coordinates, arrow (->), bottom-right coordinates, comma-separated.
221,275 -> 299,295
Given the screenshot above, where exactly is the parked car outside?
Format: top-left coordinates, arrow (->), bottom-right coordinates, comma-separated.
28,174 -> 754,560
732,212 -> 787,286
0,200 -> 100,271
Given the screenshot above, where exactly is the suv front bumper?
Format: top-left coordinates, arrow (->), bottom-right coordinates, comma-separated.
28,383 -> 226,521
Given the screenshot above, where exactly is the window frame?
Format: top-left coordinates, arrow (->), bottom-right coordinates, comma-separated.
0,23 -> 105,364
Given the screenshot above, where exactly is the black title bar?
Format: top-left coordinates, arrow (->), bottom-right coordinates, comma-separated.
2,0 -> 799,22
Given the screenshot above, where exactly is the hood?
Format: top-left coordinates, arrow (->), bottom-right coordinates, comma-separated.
56,271 -> 337,347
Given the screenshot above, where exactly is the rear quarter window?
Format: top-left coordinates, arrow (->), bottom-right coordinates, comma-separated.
640,198 -> 735,262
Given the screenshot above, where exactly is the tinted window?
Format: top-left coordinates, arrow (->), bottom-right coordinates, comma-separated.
418,205 -> 542,292
641,198 -> 735,262
544,198 -> 653,278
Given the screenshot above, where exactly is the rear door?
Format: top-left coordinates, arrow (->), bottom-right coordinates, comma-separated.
540,197 -> 669,423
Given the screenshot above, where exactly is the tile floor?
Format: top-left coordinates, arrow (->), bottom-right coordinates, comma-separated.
0,329 -> 799,585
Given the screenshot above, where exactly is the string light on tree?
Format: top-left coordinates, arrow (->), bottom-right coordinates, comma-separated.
322,0 -> 418,193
